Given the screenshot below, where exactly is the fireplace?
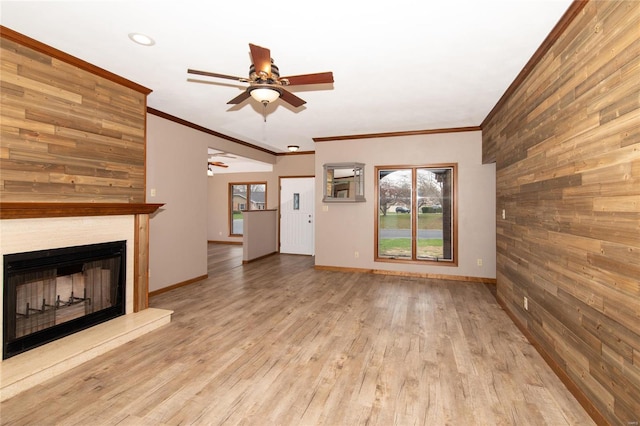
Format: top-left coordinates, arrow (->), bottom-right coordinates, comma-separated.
3,241 -> 126,359
0,205 -> 172,402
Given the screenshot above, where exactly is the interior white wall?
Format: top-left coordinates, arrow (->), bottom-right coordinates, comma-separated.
314,131 -> 496,279
242,210 -> 278,261
146,114 -> 210,292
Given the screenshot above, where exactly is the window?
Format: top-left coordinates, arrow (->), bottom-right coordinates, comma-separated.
229,182 -> 267,236
375,164 -> 457,265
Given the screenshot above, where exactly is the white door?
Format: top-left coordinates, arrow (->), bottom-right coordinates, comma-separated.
280,177 -> 315,255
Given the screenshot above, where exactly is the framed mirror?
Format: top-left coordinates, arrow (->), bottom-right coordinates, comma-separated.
322,163 -> 365,202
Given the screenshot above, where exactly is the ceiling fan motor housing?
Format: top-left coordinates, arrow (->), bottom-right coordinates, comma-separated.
249,61 -> 280,84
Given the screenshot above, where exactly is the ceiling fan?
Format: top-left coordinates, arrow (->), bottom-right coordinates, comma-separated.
188,43 -> 334,108
207,160 -> 228,176
207,152 -> 234,169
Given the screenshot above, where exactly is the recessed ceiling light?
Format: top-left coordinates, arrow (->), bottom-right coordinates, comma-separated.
128,33 -> 155,46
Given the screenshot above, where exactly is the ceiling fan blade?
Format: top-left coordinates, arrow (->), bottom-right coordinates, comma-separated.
249,43 -> 272,78
227,90 -> 251,105
187,68 -> 246,81
279,88 -> 306,108
281,72 -> 334,86
208,161 -> 229,168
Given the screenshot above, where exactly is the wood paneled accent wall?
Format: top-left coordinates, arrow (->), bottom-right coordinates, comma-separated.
482,1 -> 639,424
0,27 -> 150,203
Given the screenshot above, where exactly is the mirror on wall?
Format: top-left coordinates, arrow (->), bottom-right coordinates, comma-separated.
322,163 -> 365,202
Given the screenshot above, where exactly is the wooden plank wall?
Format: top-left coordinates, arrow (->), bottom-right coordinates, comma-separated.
482,1 -> 639,424
0,31 -> 147,203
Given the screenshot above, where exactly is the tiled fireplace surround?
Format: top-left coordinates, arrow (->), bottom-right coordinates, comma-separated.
0,205 -> 173,401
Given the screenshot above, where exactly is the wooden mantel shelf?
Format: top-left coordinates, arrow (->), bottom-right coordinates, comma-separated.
0,202 -> 164,219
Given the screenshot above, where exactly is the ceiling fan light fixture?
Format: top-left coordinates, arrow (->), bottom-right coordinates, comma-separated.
287,145 -> 300,152
249,87 -> 281,104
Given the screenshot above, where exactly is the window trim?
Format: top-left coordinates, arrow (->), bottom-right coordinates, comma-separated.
229,181 -> 267,236
374,163 -> 458,266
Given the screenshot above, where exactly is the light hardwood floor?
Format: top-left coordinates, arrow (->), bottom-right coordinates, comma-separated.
0,244 -> 594,425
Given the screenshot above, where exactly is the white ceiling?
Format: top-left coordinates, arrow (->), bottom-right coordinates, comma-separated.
207,148 -> 273,174
1,0 -> 572,155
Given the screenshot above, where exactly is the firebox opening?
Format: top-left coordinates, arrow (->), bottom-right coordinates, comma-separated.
3,241 -> 126,360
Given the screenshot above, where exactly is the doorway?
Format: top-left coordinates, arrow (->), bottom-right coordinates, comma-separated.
279,177 -> 315,255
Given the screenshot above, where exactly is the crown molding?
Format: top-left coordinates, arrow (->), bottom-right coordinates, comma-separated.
313,126 -> 481,142
147,107 -> 278,156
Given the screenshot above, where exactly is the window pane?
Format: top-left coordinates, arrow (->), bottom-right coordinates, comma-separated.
231,184 -> 246,235
378,169 -> 412,259
249,184 -> 266,210
416,168 -> 451,260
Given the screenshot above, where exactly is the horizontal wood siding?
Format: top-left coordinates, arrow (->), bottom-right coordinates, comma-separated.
0,34 -> 147,203
483,1 -> 640,424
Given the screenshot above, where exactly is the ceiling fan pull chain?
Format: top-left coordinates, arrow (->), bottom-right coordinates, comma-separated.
263,102 -> 268,122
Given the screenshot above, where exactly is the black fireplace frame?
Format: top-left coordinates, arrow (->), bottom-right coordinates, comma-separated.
3,240 -> 126,359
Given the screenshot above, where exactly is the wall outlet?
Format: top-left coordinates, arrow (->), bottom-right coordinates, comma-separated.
524,296 -> 529,311
354,251 -> 359,258
477,258 -> 483,266
501,209 -> 506,219
322,205 -> 329,212
150,188 -> 157,197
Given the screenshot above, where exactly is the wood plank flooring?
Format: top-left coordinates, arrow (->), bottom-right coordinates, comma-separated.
0,244 -> 594,425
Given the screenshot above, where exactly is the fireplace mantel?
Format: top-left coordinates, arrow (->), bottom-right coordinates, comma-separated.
0,202 -> 163,219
